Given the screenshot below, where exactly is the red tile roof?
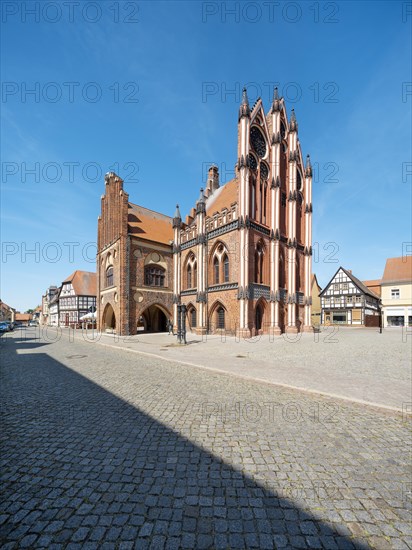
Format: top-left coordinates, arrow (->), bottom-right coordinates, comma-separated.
362,279 -> 381,297
206,178 -> 238,216
62,271 -> 97,296
15,313 -> 32,321
127,203 -> 173,245
381,256 -> 412,283
340,268 -> 380,299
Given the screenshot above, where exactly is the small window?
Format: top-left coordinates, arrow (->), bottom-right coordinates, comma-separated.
145,266 -> 165,287
106,266 -> 113,287
391,288 -> 400,299
342,283 -> 349,291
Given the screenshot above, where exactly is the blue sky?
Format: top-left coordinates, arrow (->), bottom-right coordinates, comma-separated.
1,0 -> 411,311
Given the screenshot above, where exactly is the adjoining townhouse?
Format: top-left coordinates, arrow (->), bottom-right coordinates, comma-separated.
15,313 -> 32,326
32,305 -> 42,323
363,279 -> 381,299
320,267 -> 380,326
41,286 -> 59,325
59,271 -> 97,328
311,274 -> 322,327
381,256 -> 412,327
49,293 -> 60,326
0,300 -> 15,323
97,87 -> 314,336
97,173 -> 174,335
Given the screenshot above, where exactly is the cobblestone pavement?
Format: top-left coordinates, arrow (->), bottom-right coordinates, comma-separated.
36,325 -> 411,411
1,330 -> 411,549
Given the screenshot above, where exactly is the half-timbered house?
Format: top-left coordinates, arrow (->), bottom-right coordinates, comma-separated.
58,271 -> 96,327
49,292 -> 60,326
320,267 -> 380,326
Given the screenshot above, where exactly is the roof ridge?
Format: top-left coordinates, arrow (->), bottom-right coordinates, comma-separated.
129,202 -> 173,220
341,268 -> 380,299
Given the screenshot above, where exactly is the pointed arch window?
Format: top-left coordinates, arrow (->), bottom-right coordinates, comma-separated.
193,261 -> 197,286
250,126 -> 267,158
279,250 -> 285,290
223,254 -> 229,283
280,121 -> 286,140
187,265 -> 192,289
190,307 -> 197,328
251,181 -> 256,218
263,184 -> 267,223
106,266 -> 113,288
249,153 -> 258,171
255,244 -> 264,284
217,306 -> 225,329
297,170 -> 302,191
186,254 -> 197,289
260,162 -> 269,181
213,256 -> 220,284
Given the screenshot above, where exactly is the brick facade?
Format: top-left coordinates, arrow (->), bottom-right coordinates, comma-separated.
97,88 -> 313,336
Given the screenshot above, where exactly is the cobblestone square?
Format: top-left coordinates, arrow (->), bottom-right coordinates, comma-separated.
1,330 -> 411,549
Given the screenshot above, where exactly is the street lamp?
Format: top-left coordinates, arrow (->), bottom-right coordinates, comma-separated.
380,304 -> 383,334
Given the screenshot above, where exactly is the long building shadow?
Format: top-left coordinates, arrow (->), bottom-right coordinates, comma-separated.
0,335 -> 370,549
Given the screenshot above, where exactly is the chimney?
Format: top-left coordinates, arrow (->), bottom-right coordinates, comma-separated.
206,165 -> 219,194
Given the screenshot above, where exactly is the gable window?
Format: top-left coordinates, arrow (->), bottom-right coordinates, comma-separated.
106,266 -> 113,287
391,288 -> 400,299
145,266 -> 165,287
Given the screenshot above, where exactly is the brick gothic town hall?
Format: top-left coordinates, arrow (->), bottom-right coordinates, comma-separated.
97,87 -> 314,336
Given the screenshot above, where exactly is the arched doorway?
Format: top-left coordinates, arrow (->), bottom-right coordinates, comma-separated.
141,304 -> 169,332
103,303 -> 116,331
255,302 -> 264,332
